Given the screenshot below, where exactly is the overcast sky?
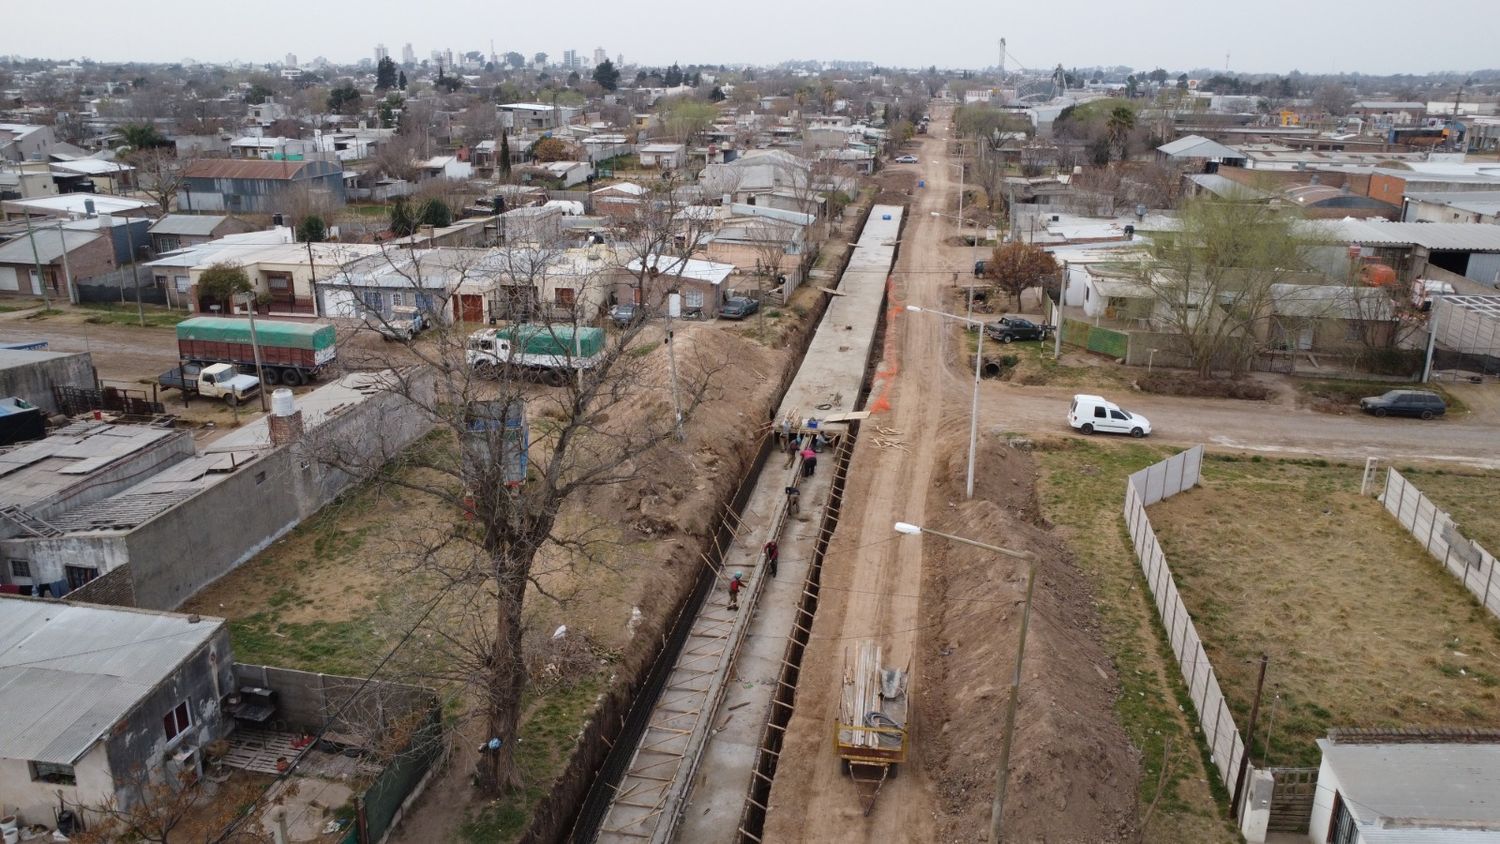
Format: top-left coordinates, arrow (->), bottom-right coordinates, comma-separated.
6,0 -> 1494,76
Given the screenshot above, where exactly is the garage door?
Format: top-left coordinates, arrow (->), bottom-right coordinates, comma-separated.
0,266 -> 17,292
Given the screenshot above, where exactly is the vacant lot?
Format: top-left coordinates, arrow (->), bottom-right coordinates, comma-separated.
1034,438 -> 1238,844
1398,467 -> 1500,556
1150,456 -> 1500,768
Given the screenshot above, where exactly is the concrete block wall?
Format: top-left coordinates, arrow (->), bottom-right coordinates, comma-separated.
231,663 -> 435,737
0,350 -> 97,415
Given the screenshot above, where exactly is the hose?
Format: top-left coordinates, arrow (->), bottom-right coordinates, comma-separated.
864,711 -> 905,746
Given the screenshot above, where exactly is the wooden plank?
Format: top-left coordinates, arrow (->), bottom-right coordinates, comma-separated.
821,411 -> 871,423
816,286 -> 847,296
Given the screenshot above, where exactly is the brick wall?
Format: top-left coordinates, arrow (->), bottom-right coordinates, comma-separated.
1368,172 -> 1407,207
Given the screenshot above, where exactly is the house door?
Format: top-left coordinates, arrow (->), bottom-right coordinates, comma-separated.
267,274 -> 295,309
455,294 -> 485,323
1296,326 -> 1314,351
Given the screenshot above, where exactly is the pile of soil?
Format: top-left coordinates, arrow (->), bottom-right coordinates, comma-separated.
874,169 -> 918,205
917,432 -> 1140,842
1137,372 -> 1270,401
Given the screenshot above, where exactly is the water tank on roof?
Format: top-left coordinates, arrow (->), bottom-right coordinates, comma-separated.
271,388 -> 295,416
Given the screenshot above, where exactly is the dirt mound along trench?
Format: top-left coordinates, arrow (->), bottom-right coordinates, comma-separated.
919,433 -> 1140,843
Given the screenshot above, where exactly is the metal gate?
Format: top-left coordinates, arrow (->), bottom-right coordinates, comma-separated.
1266,767 -> 1318,833
53,385 -> 165,418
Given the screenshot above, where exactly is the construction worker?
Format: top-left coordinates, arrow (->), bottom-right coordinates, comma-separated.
764,540 -> 779,578
785,485 -> 801,516
801,447 -> 818,478
727,571 -> 745,610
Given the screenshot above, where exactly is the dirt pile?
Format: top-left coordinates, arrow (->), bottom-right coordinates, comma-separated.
918,432 -> 1140,843
1136,372 -> 1270,401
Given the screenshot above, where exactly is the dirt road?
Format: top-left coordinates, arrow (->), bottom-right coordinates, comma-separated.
0,308 -> 177,384
981,380 -> 1500,468
763,113 -> 968,843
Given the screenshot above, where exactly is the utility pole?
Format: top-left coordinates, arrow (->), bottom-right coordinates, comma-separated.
240,293 -> 272,413
1231,654 -> 1270,821
21,213 -> 53,309
122,218 -> 145,326
53,221 -> 76,305
991,560 -> 1037,843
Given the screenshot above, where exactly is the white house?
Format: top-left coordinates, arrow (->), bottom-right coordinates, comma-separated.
418,155 -> 475,181
638,143 -> 686,170
1308,735 -> 1500,844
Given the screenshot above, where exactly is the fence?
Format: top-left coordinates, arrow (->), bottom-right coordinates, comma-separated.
1061,316 -> 1130,359
1122,445 -> 1247,793
1381,468 -> 1500,621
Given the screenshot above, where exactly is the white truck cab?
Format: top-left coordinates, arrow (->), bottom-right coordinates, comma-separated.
1069,394 -> 1152,437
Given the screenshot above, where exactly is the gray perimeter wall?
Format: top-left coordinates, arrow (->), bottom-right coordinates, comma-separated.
0,350 -> 97,415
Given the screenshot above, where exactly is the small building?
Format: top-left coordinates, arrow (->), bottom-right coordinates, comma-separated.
1156,135 -> 1248,172
1282,185 -> 1399,220
148,214 -> 257,253
639,143 -> 687,170
1309,733 -> 1500,844
0,228 -> 112,299
0,123 -> 56,163
1350,100 -> 1426,127
0,194 -> 156,222
499,102 -> 580,131
623,255 -> 735,317
47,158 -> 134,194
0,161 -> 59,199
519,160 -> 592,188
179,158 -> 345,214
0,598 -> 234,831
1403,191 -> 1500,225
417,155 -> 474,182
591,181 -> 648,218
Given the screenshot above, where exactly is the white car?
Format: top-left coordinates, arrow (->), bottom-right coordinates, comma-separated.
1068,394 -> 1152,438
894,155 -> 918,164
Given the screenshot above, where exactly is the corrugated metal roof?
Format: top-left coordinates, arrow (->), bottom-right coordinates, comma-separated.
149,214 -> 230,237
1157,135 -> 1244,160
0,228 -> 100,264
183,158 -> 331,181
1405,191 -> 1500,217
0,598 -> 222,764
1187,173 -> 1269,200
1328,220 -> 1500,251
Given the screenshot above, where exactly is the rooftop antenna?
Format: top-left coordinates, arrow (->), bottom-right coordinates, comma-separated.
999,38 -> 1006,82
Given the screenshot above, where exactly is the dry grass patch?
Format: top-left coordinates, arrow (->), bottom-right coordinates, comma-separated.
1397,467 -> 1500,557
1150,457 -> 1500,768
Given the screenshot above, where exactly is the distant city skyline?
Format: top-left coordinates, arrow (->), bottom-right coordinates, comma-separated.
4,0 -> 1498,76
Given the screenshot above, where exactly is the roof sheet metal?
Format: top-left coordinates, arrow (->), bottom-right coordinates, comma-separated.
1319,739 -> 1500,838
149,214 -> 229,237
1330,220 -> 1500,251
1405,191 -> 1500,217
182,158 -> 326,181
0,599 -> 222,764
0,229 -> 100,264
1157,135 -> 1244,160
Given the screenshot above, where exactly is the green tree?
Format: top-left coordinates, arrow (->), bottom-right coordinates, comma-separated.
1106,105 -> 1136,160
327,82 -> 362,114
197,262 -> 252,310
297,214 -> 328,243
245,83 -> 275,105
504,51 -> 525,69
390,198 -> 416,236
661,99 -> 717,144
376,56 -> 398,91
120,124 -> 168,150
435,76 -> 463,93
417,198 -> 452,228
592,59 -> 620,92
566,70 -> 581,86
664,63 -> 683,86
530,136 -> 568,162
984,241 -> 1059,309
398,70 -> 407,90
1148,67 -> 1169,84
499,131 -> 511,177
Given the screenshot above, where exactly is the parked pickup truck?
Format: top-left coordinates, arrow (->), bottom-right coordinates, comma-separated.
158,363 -> 261,407
176,316 -> 336,387
983,316 -> 1053,343
365,305 -> 428,341
467,323 -> 605,386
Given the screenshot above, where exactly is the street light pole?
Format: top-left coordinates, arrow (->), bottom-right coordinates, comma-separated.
907,304 -> 983,498
893,522 -> 1033,843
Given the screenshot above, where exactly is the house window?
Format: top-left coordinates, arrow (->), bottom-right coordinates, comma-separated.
1344,321 -> 1365,342
684,289 -> 704,309
64,565 -> 97,590
29,761 -> 76,785
554,287 -> 576,307
391,291 -> 404,307
163,700 -> 192,743
10,559 -> 30,578
361,289 -> 383,313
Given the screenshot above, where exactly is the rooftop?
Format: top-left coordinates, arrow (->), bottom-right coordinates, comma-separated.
1406,191 -> 1500,217
1,194 -> 155,217
627,255 -> 736,286
1318,738 -> 1500,838
1156,135 -> 1245,160
0,597 -> 223,766
0,421 -> 191,519
149,214 -> 232,237
1324,220 -> 1500,251
182,158 -> 338,181
0,228 -> 101,264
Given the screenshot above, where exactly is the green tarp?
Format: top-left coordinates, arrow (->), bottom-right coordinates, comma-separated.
177,317 -> 335,351
497,324 -> 605,358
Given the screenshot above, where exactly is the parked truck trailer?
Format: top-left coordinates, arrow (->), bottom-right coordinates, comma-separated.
176,316 -> 337,387
466,324 -> 605,386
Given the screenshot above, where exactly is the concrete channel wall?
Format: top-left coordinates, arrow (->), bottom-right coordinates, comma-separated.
591,206 -> 905,844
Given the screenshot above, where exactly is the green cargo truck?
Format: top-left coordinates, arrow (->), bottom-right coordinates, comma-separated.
176,316 -> 337,387
466,324 -> 605,385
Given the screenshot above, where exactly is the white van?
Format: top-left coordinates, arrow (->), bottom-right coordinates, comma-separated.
1068,394 -> 1152,437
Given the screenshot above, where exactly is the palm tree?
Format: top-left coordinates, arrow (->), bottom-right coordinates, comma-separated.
1105,106 -> 1136,161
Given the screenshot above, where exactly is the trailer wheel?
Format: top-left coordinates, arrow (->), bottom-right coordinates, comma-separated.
224,394 -> 240,409
262,368 -> 281,386
281,369 -> 305,387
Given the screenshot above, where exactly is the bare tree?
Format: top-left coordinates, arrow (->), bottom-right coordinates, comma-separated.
304,204 -> 724,795
129,148 -> 196,212
71,765 -> 262,844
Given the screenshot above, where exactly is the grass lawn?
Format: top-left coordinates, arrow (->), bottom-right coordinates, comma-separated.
1034,438 -> 1238,844
1295,378 -> 1468,415
79,301 -> 188,328
1395,467 -> 1500,559
1149,456 -> 1500,768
